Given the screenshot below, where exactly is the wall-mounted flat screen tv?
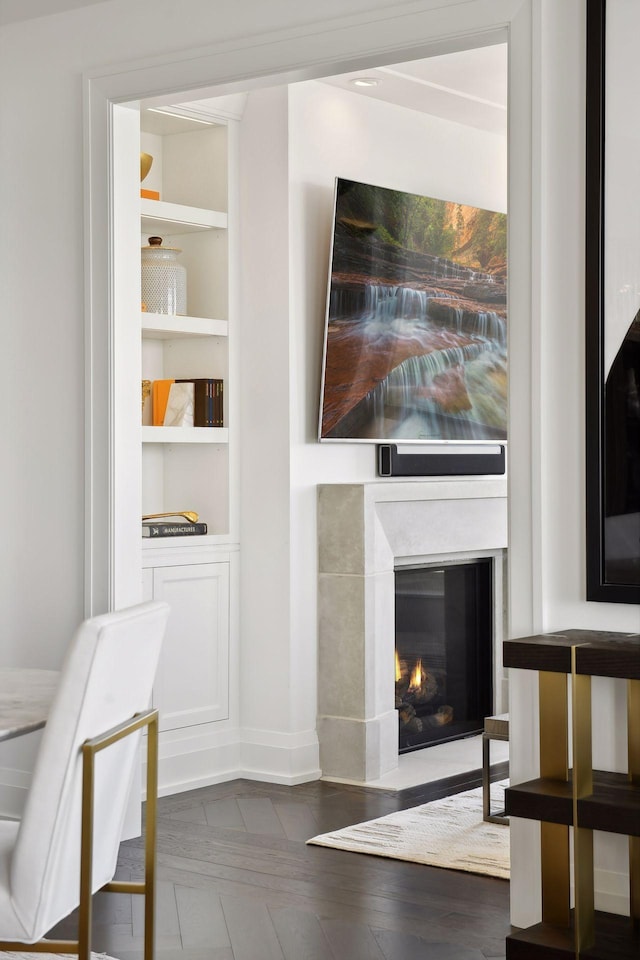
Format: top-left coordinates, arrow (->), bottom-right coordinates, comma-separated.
318,178 -> 508,442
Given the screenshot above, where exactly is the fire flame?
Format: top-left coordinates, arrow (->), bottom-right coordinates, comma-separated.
395,652 -> 430,695
408,659 -> 424,692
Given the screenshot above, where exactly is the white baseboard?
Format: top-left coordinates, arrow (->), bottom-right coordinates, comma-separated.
594,868 -> 629,916
239,727 -> 320,783
151,725 -> 321,796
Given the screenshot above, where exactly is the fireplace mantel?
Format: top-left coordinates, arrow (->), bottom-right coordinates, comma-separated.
317,477 -> 508,783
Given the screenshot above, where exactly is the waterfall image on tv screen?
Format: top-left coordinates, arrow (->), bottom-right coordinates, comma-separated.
318,178 -> 508,442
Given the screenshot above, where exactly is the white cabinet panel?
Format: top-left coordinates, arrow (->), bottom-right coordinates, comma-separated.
152,562 -> 229,731
142,567 -> 153,601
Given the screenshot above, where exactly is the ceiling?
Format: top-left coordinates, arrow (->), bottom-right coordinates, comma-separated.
318,44 -> 508,135
150,42 -> 509,137
0,0 -> 109,25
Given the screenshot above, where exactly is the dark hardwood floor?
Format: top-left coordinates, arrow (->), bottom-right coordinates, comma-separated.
51,767 -> 511,960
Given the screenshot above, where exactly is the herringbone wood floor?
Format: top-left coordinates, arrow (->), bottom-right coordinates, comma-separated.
50,769 -> 511,960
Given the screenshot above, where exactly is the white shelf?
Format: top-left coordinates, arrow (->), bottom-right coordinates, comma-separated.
141,198 -> 227,234
141,533 -> 233,551
142,312 -> 228,339
142,426 -> 228,443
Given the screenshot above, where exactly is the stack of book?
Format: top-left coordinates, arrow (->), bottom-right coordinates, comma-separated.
142,520 -> 208,538
148,378 -> 224,427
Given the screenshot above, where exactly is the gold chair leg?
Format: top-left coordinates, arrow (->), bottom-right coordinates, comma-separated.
79,735 -> 96,960
145,712 -> 158,960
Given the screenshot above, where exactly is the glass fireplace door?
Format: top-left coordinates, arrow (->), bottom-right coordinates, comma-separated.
395,559 -> 493,752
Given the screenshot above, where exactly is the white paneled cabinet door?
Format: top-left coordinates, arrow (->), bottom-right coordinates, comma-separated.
152,562 -> 229,731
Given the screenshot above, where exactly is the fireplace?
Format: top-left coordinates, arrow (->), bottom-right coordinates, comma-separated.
395,560 -> 493,752
317,478 -> 508,783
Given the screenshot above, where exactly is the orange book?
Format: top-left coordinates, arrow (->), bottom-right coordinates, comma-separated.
140,188 -> 160,200
152,379 -> 175,426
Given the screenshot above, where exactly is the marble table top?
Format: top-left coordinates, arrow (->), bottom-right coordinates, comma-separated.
0,668 -> 59,741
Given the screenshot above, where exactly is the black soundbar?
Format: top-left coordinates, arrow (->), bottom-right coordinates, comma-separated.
377,444 -> 506,477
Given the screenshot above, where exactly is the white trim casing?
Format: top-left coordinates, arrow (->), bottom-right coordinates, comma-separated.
83,0 -> 537,926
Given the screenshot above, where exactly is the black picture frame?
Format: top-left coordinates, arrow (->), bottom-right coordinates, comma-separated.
586,0 -> 640,603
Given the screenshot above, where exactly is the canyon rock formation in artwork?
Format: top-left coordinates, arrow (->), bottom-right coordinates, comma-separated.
319,179 -> 507,441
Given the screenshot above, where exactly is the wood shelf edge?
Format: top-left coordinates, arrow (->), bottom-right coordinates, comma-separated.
507,911 -> 640,960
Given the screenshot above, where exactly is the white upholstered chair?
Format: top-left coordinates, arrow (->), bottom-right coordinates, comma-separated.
0,600 -> 170,960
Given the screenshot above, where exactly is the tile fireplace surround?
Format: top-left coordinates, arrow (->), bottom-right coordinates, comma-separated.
317,477 -> 508,783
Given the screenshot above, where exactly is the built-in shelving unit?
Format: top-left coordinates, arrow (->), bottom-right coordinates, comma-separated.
504,630 -> 640,960
137,104 -> 239,766
140,110 -> 231,541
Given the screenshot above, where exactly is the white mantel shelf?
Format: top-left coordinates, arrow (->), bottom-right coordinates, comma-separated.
321,476 -> 508,504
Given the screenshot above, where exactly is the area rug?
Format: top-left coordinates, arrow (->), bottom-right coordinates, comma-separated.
307,780 -> 509,879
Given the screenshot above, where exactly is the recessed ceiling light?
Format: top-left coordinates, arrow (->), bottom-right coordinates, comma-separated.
351,77 -> 379,88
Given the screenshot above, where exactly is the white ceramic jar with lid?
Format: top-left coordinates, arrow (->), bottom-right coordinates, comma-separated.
141,236 -> 187,315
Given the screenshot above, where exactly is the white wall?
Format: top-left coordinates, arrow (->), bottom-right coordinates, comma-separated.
237,87 -> 296,750
287,78 -> 507,739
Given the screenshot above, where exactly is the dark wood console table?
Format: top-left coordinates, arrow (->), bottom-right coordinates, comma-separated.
504,629 -> 640,960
